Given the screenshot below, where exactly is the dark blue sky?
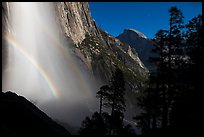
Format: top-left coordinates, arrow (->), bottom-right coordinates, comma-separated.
89,2 -> 202,39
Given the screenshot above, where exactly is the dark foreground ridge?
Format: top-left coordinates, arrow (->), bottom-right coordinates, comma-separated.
0,91 -> 70,136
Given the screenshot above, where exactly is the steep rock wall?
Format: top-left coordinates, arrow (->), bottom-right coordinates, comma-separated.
57,2 -> 102,44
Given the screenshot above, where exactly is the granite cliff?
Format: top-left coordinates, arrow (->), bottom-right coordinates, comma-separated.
57,2 -> 103,44
55,2 -> 149,121
56,2 -> 149,91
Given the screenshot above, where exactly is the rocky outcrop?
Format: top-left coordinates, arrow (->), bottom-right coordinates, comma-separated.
0,91 -> 70,135
99,29 -> 148,77
56,2 -> 149,84
117,29 -> 158,72
56,2 -> 103,44
75,34 -> 147,122
55,2 -> 149,92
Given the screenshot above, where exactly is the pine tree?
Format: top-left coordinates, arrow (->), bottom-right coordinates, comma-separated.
96,68 -> 126,117
169,14 -> 203,135
96,85 -> 110,115
160,6 -> 184,129
134,6 -> 188,135
80,67 -> 132,135
79,112 -> 107,135
109,68 -> 126,116
102,67 -> 126,134
134,74 -> 163,135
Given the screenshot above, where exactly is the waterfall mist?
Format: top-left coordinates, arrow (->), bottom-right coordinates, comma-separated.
2,2 -> 99,128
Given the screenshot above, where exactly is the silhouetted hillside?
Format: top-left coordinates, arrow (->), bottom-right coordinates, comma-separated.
0,91 -> 70,136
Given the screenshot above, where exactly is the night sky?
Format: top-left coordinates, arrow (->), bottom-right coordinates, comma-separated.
89,2 -> 202,39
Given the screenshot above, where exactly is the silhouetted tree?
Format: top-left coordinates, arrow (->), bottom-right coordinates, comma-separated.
135,26 -> 171,134
134,7 -> 203,136
169,14 -> 203,135
110,68 -> 126,112
134,74 -> 162,135
96,85 -> 110,115
79,67 -> 135,135
158,6 -> 185,129
79,112 -> 107,135
107,68 -> 126,134
99,67 -> 126,134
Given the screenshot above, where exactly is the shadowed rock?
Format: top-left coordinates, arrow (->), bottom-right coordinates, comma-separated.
0,91 -> 70,136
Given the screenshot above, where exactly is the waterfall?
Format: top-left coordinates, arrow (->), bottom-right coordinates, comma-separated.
2,2 -> 98,127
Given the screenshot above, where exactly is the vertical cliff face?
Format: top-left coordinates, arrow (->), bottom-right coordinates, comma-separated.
55,2 -> 150,121
56,2 -> 149,93
57,2 -> 102,44
55,3 -> 149,120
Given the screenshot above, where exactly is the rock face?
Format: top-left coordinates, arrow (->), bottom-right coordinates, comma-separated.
117,29 -> 158,72
55,3 -> 149,120
0,91 -> 70,135
57,2 -> 103,44
56,2 -> 148,85
99,29 -> 148,78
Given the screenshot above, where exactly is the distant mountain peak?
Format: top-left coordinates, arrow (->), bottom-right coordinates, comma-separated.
124,29 -> 147,39
117,29 -> 158,72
